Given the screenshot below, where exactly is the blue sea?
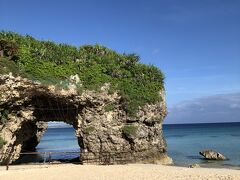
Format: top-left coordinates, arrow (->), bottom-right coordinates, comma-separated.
36,127 -> 80,161
35,122 -> 240,168
163,122 -> 240,168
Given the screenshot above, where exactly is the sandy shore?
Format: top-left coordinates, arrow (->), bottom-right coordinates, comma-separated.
0,164 -> 240,180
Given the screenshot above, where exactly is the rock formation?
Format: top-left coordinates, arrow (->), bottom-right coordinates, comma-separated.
188,164 -> 200,168
0,73 -> 171,165
199,150 -> 227,160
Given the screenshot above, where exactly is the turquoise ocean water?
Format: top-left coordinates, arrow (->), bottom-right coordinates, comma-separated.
35,122 -> 240,168
163,122 -> 240,168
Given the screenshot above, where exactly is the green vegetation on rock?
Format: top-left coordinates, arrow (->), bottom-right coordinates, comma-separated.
0,109 -> 9,124
0,136 -> 6,149
104,103 -> 115,112
84,126 -> 95,134
0,31 -> 165,116
122,125 -> 138,136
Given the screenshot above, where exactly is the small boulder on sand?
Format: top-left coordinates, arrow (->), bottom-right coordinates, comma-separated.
188,164 -> 200,168
199,150 -> 227,160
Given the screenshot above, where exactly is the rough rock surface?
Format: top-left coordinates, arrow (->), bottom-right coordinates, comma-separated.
0,73 -> 170,165
188,164 -> 200,168
199,150 -> 227,160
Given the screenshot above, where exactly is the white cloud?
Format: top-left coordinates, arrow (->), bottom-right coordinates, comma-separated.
48,121 -> 72,128
165,93 -> 240,124
230,103 -> 240,109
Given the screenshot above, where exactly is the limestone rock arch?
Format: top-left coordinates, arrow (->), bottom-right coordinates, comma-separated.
0,74 -> 171,165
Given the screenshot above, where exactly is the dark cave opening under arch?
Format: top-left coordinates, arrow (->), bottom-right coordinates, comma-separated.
13,93 -> 85,164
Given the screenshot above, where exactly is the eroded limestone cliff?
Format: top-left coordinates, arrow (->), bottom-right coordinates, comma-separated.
0,73 -> 171,165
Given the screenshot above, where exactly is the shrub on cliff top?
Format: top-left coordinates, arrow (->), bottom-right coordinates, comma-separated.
0,31 -> 165,116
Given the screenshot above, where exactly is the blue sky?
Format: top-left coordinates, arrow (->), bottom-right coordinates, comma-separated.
1,0 -> 240,123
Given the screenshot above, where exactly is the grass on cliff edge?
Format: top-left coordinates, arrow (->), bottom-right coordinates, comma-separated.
0,31 -> 165,117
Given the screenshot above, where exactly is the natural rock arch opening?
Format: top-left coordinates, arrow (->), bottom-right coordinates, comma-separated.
14,121 -> 80,164
0,74 -> 171,165
35,122 -> 80,162
16,92 -> 86,159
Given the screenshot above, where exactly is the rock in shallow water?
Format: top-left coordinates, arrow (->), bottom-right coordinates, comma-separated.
199,150 -> 227,160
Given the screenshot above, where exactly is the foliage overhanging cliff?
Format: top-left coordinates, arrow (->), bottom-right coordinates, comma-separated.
0,31 -> 165,116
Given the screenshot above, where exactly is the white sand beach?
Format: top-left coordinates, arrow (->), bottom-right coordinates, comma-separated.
0,164 -> 240,180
